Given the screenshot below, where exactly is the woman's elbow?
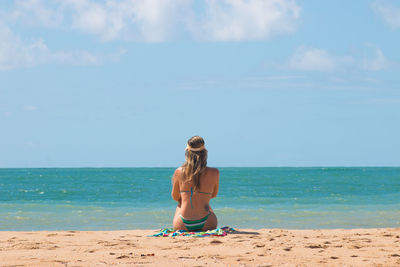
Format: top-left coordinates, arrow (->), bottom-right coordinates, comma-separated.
172,194 -> 180,202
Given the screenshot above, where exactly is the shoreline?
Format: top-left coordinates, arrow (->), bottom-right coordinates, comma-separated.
1,228 -> 399,266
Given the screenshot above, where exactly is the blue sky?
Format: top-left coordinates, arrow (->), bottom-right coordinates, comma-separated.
1,0 -> 399,167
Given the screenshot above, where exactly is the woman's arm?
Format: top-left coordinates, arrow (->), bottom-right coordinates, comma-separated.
171,168 -> 181,202
211,169 -> 219,198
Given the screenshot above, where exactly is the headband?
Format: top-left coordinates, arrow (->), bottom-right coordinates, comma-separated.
186,144 -> 205,152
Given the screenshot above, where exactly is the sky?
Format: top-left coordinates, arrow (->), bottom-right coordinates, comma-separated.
0,0 -> 399,168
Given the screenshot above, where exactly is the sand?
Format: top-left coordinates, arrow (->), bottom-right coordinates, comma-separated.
1,228 -> 400,266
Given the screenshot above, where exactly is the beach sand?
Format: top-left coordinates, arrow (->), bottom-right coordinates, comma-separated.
1,228 -> 400,266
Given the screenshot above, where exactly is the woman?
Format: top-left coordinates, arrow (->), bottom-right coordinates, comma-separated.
171,136 -> 219,231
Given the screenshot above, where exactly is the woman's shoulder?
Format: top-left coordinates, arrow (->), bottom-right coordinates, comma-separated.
174,167 -> 183,175
206,167 -> 219,175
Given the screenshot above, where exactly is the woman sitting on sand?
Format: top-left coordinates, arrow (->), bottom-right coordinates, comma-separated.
171,136 -> 219,231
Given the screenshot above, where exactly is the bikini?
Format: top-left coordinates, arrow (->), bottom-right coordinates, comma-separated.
179,187 -> 212,231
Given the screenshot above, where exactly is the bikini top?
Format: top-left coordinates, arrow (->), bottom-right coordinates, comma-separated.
180,187 -> 212,208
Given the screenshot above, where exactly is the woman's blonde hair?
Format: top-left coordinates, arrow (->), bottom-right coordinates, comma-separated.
182,136 -> 208,191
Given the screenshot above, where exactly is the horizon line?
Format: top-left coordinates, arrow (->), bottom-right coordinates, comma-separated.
0,165 -> 399,169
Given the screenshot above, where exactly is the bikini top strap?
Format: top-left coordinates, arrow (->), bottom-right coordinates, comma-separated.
179,188 -> 194,208
180,188 -> 212,208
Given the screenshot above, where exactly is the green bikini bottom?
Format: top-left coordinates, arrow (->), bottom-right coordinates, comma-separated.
179,212 -> 210,231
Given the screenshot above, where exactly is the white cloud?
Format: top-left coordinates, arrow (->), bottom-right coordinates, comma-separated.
287,45 -> 390,72
0,20 -> 47,70
194,0 -> 301,41
23,105 -> 38,111
3,111 -> 12,118
65,0 -> 119,41
4,0 -> 301,42
361,47 -> 389,71
288,47 -> 353,72
0,20 -> 107,70
8,0 -> 63,28
24,141 -> 37,149
177,75 -> 304,90
111,0 -> 191,42
372,1 -> 400,29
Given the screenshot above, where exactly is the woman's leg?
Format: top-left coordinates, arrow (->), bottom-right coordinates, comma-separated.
172,205 -> 186,230
203,211 -> 217,231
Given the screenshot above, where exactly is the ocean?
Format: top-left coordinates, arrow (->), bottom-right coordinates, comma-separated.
0,167 -> 399,231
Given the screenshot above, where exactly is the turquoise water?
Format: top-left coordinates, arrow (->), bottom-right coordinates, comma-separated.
0,167 -> 399,230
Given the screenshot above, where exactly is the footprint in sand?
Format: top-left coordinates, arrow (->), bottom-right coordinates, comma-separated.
283,247 -> 291,251
104,243 -> 118,247
351,255 -> 358,257
178,256 -> 194,259
210,240 -> 223,244
305,244 -> 325,249
116,255 -> 130,259
330,256 -> 339,259
54,260 -> 68,265
46,233 -> 58,237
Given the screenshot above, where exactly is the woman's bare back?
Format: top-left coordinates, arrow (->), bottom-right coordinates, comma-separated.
171,167 -> 219,230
